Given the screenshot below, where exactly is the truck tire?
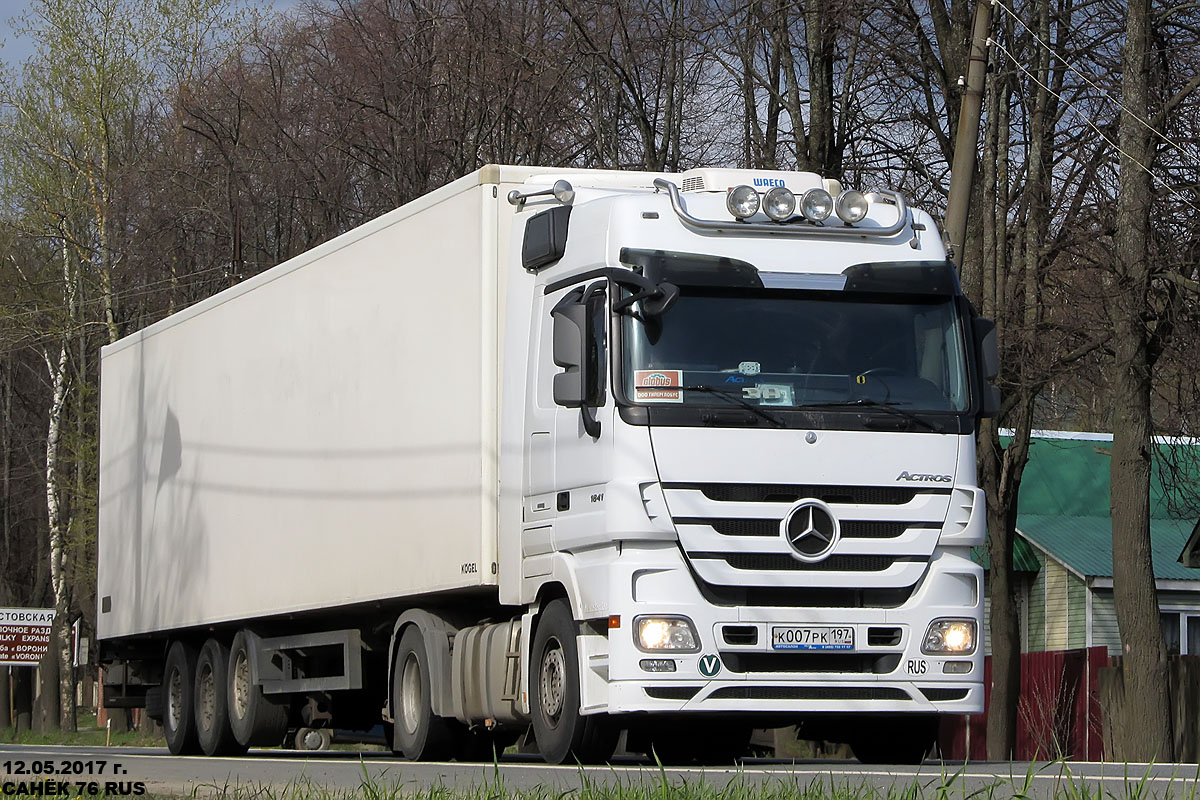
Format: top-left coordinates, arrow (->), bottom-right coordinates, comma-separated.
529,598 -> 617,765
194,638 -> 247,756
163,641 -> 201,755
392,626 -> 454,761
227,630 -> 289,747
849,715 -> 938,765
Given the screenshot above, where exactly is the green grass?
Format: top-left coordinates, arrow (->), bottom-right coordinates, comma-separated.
0,711 -> 160,748
146,762 -> 1200,800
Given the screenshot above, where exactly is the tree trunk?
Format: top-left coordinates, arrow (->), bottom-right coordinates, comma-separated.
1107,0 -> 1174,762
34,641 -> 59,733
0,667 -> 10,730
13,667 -> 32,733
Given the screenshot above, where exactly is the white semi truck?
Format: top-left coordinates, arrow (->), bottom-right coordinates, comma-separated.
97,165 -> 997,765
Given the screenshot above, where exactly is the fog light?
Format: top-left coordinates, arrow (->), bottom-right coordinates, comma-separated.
800,188 -> 834,221
726,185 -> 760,219
835,190 -> 869,223
943,661 -> 972,674
640,658 -> 677,673
635,616 -> 700,652
762,187 -> 796,221
922,619 -> 976,655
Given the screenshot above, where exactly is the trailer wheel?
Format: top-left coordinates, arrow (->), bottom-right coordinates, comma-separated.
163,641 -> 201,755
849,715 -> 938,764
194,639 -> 247,756
392,626 -> 454,761
227,630 -> 289,747
529,599 -> 617,765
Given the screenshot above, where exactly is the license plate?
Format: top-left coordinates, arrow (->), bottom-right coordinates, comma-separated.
771,626 -> 854,651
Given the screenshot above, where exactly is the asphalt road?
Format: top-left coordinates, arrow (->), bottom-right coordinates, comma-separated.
4,744 -> 1200,799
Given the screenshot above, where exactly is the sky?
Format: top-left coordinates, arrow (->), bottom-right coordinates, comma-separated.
0,0 -> 303,70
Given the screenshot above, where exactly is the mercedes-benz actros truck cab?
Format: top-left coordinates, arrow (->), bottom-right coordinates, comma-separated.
98,166 -> 997,765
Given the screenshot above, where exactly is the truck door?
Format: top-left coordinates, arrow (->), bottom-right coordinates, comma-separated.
522,281 -> 614,577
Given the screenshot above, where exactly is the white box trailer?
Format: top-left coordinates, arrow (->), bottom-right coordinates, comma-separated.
99,165 -> 997,765
98,169 -> 509,639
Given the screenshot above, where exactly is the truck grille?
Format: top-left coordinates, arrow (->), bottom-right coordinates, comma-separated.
707,686 -> 911,701
675,518 -> 920,539
664,482 -> 947,505
692,553 -> 918,572
664,482 -> 956,595
720,652 -> 902,674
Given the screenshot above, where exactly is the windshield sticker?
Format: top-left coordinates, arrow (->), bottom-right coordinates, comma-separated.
634,370 -> 684,403
738,361 -> 761,375
744,384 -> 796,407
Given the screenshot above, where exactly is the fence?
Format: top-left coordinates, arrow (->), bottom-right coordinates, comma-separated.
939,646 -> 1110,760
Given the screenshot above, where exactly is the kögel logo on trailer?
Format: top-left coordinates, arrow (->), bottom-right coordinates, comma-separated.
781,500 -> 840,562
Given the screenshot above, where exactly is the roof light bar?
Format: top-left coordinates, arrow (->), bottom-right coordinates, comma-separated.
652,178 -> 910,239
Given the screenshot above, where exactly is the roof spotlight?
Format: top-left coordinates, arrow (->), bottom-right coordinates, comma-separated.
726,185 -> 760,219
836,190 -> 869,224
763,187 -> 796,221
800,188 -> 834,222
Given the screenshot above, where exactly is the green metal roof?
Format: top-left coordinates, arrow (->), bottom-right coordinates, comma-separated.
975,433 -> 1200,579
1009,435 -> 1200,520
1016,514 -> 1200,580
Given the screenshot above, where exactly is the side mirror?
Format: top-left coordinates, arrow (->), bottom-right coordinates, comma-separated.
974,317 -> 999,381
552,294 -> 588,408
973,317 -> 1000,418
981,385 -> 1001,418
551,285 -> 605,438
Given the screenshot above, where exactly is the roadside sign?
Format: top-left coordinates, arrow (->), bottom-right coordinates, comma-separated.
0,607 -> 55,666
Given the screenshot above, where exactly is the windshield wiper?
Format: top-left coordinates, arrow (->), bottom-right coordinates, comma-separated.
794,399 -> 942,432
648,385 -> 785,427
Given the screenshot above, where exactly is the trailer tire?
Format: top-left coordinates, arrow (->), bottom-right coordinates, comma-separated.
392,626 -> 454,761
163,641 -> 201,755
194,639 -> 247,756
529,599 -> 617,765
227,630 -> 290,747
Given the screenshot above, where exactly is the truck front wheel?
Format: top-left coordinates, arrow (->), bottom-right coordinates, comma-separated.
529,599 -> 617,765
392,626 -> 454,761
163,641 -> 201,755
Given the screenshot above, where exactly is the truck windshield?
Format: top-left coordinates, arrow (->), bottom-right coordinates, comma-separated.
622,287 -> 970,414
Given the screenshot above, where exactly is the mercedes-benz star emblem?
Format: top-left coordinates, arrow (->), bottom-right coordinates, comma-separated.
780,500 -> 840,562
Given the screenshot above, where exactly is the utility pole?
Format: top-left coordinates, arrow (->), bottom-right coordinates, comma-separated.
944,0 -> 994,264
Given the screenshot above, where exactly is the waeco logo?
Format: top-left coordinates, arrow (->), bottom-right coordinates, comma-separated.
753,177 -> 785,188
896,470 -> 952,483
642,372 -> 673,386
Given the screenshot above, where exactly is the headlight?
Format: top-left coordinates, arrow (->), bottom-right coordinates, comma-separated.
726,185 -> 760,219
835,190 -> 869,223
762,187 -> 796,221
800,188 -> 834,222
922,619 -> 976,655
635,616 -> 700,652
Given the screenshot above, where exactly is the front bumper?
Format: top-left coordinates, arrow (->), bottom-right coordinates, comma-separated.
586,544 -> 984,716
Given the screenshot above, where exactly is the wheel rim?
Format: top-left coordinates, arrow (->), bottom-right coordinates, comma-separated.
197,663 -> 215,733
167,667 -> 184,732
399,652 -> 422,735
232,651 -> 251,720
539,636 -> 566,726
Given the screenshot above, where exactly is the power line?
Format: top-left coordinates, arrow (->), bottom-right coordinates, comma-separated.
990,37 -> 1200,219
990,0 -> 1200,166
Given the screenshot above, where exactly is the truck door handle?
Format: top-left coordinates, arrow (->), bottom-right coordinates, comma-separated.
557,492 -> 570,512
